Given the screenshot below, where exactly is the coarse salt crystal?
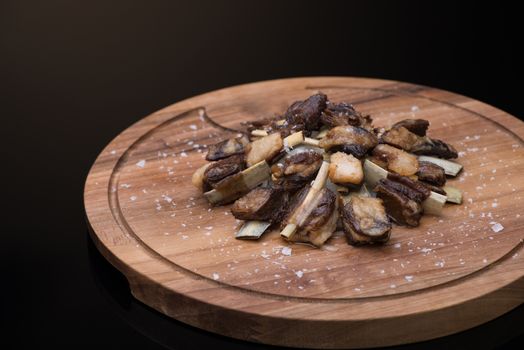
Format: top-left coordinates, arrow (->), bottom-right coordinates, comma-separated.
295,270 -> 304,278
212,273 -> 220,280
404,275 -> 414,282
189,124 -> 197,130
491,222 -> 504,233
136,159 -> 146,168
180,152 -> 188,157
130,195 -> 137,201
281,247 -> 292,256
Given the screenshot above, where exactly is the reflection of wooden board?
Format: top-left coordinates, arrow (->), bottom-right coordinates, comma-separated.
84,77 -> 524,348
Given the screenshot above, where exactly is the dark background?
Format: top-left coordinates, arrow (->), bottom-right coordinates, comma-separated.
1,1 -> 522,349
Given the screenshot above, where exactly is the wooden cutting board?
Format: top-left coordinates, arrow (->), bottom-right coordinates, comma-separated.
84,77 -> 524,348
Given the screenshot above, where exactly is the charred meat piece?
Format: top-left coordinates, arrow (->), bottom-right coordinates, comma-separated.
320,102 -> 373,130
319,125 -> 378,158
381,120 -> 458,159
285,93 -> 328,131
272,150 -> 323,191
381,126 -> 420,151
284,186 -> 338,246
417,161 -> 446,186
391,119 -> 429,136
341,195 -> 392,245
231,187 -> 288,222
411,138 -> 458,159
371,144 -> 419,176
203,154 -> 245,189
206,134 -> 250,161
374,173 -> 430,226
245,132 -> 283,167
328,152 -> 363,186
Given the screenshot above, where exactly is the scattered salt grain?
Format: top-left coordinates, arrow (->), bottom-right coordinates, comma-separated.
404,275 -> 414,282
130,195 -> 137,201
393,243 -> 401,249
295,270 -> 304,278
281,247 -> 292,256
212,273 -> 220,280
189,124 -> 197,130
180,152 -> 188,157
411,105 -> 419,112
136,159 -> 146,168
490,222 -> 504,233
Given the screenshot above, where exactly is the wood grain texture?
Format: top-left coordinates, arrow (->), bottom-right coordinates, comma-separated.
84,77 -> 524,348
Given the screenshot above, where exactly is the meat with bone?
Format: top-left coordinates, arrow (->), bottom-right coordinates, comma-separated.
271,150 -> 323,191
320,102 -> 373,130
206,134 -> 250,161
319,125 -> 378,158
417,161 -> 446,186
371,144 -> 419,176
374,173 -> 430,226
285,93 -> 328,131
340,195 -> 392,245
203,154 -> 246,189
381,120 -> 458,159
231,187 -> 289,222
283,185 -> 338,246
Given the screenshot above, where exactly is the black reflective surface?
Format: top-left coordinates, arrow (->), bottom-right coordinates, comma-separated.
2,1 -> 522,349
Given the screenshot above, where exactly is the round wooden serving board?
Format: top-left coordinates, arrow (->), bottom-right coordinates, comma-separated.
84,77 -> 524,348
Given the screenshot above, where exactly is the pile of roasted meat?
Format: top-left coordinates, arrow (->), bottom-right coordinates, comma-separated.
192,93 -> 463,247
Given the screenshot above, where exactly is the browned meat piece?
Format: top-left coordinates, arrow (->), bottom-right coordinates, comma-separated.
341,195 -> 392,246
374,173 -> 430,227
206,134 -> 250,161
320,102 -> 373,130
381,121 -> 458,159
271,150 -> 323,191
285,93 -> 328,131
392,119 -> 429,136
245,132 -> 283,167
284,186 -> 338,246
381,126 -> 420,150
203,154 -> 245,189
319,125 -> 378,158
231,187 -> 288,222
421,182 -> 447,195
417,161 -> 446,186
371,144 -> 419,176
386,173 -> 430,202
411,138 -> 458,159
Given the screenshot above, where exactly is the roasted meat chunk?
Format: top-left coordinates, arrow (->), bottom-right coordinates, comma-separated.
381,119 -> 458,159
374,173 -> 430,227
271,150 -> 323,191
206,134 -> 250,161
203,154 -> 245,189
319,125 -> 378,158
411,138 -> 458,159
231,187 -> 288,222
328,152 -> 363,186
285,93 -> 328,131
245,132 -> 283,167
391,119 -> 429,136
320,102 -> 373,130
283,186 -> 338,246
371,144 -> 419,176
340,195 -> 392,245
417,161 -> 446,186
